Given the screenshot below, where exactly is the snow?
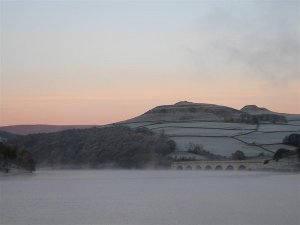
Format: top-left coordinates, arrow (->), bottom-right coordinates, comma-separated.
258,124 -> 300,132
146,121 -> 256,130
171,136 -> 269,157
236,131 -> 300,145
121,120 -> 299,158
260,144 -> 298,152
153,127 -> 251,137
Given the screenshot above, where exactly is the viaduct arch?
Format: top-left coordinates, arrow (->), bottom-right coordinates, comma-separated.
171,160 -> 264,171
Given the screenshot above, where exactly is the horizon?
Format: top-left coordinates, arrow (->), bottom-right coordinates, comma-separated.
1,1 -> 299,126
0,100 -> 297,127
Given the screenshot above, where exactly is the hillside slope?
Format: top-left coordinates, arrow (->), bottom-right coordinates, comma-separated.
118,101 -> 300,158
126,101 -> 244,122
10,126 -> 175,169
124,101 -> 286,124
0,130 -> 19,142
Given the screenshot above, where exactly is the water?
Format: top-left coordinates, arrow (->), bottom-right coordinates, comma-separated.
0,170 -> 299,225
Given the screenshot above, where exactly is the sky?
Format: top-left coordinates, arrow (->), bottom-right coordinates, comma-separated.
0,0 -> 299,126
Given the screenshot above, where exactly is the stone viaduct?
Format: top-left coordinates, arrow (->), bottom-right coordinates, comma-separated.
171,160 -> 265,171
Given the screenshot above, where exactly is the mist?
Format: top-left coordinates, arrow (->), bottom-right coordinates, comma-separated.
1,170 -> 299,225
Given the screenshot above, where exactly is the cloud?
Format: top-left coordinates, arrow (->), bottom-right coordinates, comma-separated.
187,1 -> 300,83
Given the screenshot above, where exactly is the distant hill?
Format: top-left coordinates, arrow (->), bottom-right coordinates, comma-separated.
0,125 -> 97,135
241,105 -> 278,115
10,126 -> 175,169
240,105 -> 300,122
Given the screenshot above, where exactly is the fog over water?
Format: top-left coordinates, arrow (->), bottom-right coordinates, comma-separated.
0,170 -> 299,225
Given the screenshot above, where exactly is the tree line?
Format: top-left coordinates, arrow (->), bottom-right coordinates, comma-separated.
10,126 -> 176,169
0,143 -> 35,172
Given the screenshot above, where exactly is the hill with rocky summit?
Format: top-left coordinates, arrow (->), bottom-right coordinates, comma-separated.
126,101 -> 244,123
123,101 -> 287,124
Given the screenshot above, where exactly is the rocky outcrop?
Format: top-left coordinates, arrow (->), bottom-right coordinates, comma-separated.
241,105 -> 272,114
240,105 -> 287,123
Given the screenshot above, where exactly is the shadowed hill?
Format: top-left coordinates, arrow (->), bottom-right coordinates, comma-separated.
10,126 -> 176,169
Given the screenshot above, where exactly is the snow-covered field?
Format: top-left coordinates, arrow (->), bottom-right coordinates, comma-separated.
236,131 -> 300,145
258,124 -> 300,132
166,136 -> 269,157
287,120 -> 300,125
260,144 -> 298,152
151,127 -> 251,137
118,121 -> 156,128
286,114 -> 300,121
123,119 -> 300,157
145,121 -> 257,130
